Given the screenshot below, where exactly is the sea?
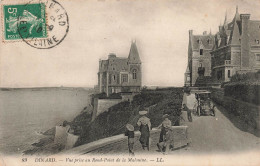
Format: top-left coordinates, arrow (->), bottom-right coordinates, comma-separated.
0,87 -> 93,155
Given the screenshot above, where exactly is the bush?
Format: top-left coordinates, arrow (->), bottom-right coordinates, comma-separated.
230,72 -> 260,83
224,82 -> 260,105
224,71 -> 260,105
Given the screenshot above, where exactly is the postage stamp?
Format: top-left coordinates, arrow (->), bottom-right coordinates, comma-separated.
1,0 -> 69,49
3,3 -> 47,40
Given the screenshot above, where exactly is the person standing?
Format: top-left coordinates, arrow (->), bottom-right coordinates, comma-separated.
125,124 -> 135,155
182,104 -> 192,122
157,114 -> 171,143
137,110 -> 151,151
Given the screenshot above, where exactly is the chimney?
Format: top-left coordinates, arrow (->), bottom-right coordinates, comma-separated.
108,53 -> 116,59
240,14 -> 250,35
189,30 -> 193,37
99,59 -> 102,70
203,31 -> 207,35
240,14 -> 250,68
219,25 -> 222,32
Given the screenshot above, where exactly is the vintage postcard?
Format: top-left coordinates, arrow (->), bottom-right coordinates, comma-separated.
0,0 -> 260,165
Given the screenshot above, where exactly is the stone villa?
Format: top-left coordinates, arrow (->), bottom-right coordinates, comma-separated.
98,41 -> 142,96
185,7 -> 260,86
184,30 -> 214,87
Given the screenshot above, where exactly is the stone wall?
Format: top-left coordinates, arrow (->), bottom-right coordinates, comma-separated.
61,126 -> 189,155
92,98 -> 122,121
211,88 -> 260,130
54,126 -> 79,150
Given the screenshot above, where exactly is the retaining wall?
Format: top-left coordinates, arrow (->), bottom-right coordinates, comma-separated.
61,126 -> 189,155
54,126 -> 79,150
92,98 -> 122,121
211,88 -> 260,130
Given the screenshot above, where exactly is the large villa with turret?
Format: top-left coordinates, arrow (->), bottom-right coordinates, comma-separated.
185,6 -> 260,87
98,41 -> 142,96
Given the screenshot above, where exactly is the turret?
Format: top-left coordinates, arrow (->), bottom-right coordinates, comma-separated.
128,41 -> 141,64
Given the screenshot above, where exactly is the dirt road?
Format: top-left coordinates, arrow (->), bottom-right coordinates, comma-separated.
181,106 -> 260,154
89,106 -> 260,155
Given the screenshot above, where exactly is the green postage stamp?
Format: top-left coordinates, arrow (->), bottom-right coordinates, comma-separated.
3,3 -> 47,40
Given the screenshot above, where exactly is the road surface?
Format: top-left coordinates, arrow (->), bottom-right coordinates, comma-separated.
88,106 -> 260,155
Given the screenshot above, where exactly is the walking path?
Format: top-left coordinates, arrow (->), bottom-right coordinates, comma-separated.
84,93 -> 260,155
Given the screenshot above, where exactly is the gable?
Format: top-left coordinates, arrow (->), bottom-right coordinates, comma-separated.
192,35 -> 214,50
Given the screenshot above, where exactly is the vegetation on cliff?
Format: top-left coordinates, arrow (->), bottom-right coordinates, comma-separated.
73,87 -> 183,146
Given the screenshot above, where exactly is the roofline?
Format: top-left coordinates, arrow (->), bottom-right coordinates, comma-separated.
210,45 -> 230,53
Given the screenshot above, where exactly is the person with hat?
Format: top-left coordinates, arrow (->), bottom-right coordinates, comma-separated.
157,114 -> 172,143
137,110 -> 151,151
157,125 -> 174,154
125,124 -> 135,155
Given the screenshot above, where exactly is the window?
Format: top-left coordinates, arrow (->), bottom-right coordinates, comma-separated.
256,54 -> 260,61
133,69 -> 137,79
200,49 -> 203,55
228,70 -> 231,78
121,74 -> 128,83
109,74 -> 112,84
207,39 -> 211,44
113,75 -> 116,81
117,74 -> 120,84
217,71 -> 222,80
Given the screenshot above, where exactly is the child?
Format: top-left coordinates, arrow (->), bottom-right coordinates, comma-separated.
157,126 -> 173,154
125,124 -> 135,155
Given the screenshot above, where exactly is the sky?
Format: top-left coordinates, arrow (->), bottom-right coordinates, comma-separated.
0,0 -> 260,88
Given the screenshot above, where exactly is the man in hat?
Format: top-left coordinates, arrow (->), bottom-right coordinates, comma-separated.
125,124 -> 135,155
137,110 -> 151,150
157,114 -> 172,143
157,126 -> 173,154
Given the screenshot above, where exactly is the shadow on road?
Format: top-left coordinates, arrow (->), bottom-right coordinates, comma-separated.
215,104 -> 260,137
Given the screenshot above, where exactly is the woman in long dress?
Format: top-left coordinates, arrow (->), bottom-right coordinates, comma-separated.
137,110 -> 151,151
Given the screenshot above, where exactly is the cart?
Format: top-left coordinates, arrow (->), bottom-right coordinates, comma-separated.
194,91 -> 215,117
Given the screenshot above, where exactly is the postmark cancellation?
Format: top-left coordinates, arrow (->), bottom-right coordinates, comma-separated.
1,0 -> 69,49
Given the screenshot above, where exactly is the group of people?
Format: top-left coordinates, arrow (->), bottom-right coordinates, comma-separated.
124,110 -> 174,155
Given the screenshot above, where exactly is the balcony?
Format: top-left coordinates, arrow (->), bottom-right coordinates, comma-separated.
225,60 -> 231,65
198,67 -> 205,76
